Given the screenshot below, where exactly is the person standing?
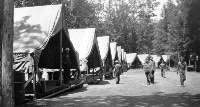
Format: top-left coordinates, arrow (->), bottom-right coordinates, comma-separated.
63,48 -> 71,85
143,57 -> 152,85
150,56 -> 156,84
177,56 -> 187,86
114,60 -> 121,84
159,60 -> 166,78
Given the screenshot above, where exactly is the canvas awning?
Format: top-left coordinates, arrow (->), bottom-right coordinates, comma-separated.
110,42 -> 118,61
117,46 -> 122,63
137,54 -> 149,64
97,36 -> 112,66
126,53 -> 137,64
68,28 -> 102,69
14,4 -> 79,70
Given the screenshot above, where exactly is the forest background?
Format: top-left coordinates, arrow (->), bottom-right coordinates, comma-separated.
14,0 -> 200,71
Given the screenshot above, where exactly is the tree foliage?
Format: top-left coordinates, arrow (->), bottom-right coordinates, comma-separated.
152,0 -> 183,55
13,0 -> 200,70
152,0 -> 200,71
97,0 -> 159,53
13,0 -> 159,54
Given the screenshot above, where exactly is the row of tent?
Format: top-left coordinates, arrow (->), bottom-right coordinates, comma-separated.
13,4 -> 128,101
126,53 -> 172,69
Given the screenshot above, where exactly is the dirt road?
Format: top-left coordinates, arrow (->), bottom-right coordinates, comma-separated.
18,69 -> 200,107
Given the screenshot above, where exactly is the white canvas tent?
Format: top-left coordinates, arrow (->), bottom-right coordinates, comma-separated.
117,46 -> 122,63
110,42 -> 118,62
97,36 -> 112,77
13,4 -> 81,98
121,49 -> 124,61
68,28 -> 102,82
151,55 -> 162,67
162,55 -> 171,62
68,28 -> 102,69
137,54 -> 149,64
126,53 -> 137,64
97,36 -> 112,65
124,52 -> 127,63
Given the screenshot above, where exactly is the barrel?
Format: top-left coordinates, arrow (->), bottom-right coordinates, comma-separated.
14,71 -> 25,104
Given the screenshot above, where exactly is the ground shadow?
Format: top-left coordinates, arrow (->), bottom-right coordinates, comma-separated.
17,92 -> 200,107
116,82 -> 124,84
153,81 -> 159,84
105,77 -> 115,80
88,80 -> 110,85
53,85 -> 88,97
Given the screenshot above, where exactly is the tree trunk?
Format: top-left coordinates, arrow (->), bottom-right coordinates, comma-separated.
0,0 -> 4,106
0,0 -> 14,107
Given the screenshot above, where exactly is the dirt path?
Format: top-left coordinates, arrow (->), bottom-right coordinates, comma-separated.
18,69 -> 200,107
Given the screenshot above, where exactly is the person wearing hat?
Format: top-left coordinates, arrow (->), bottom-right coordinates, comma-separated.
143,57 -> 152,85
150,56 -> 156,84
114,60 -> 121,84
63,48 -> 71,85
177,56 -> 187,86
159,60 -> 166,78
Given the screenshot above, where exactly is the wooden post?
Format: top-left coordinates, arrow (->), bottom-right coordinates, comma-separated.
93,68 -> 94,80
32,65 -> 36,98
195,55 -> 197,71
169,55 -> 171,67
92,54 -> 94,80
32,54 -> 38,99
196,55 -> 199,72
102,60 -> 105,80
59,2 -> 63,85
93,46 -> 95,80
0,0 -> 14,106
60,24 -> 63,85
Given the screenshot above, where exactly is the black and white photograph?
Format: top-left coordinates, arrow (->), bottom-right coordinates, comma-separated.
0,0 -> 200,107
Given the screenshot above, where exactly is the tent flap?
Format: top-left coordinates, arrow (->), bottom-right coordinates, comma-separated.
121,49 -> 124,61
126,53 -> 137,64
68,28 -> 96,60
68,28 -> 102,68
151,55 -> 161,67
14,4 -> 62,53
137,54 -> 149,64
151,55 -> 161,63
110,42 -> 117,61
97,36 -> 110,60
117,46 -> 122,63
